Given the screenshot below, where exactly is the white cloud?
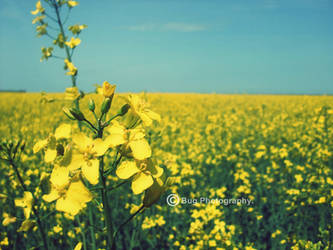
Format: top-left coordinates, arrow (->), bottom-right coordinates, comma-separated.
163,22 -> 206,32
123,22 -> 207,32
127,24 -> 156,31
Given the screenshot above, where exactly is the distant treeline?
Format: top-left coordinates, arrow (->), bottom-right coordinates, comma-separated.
0,90 -> 26,93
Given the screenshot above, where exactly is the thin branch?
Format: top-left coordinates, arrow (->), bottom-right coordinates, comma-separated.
45,33 -> 56,40
44,12 -> 58,23
51,55 -> 66,60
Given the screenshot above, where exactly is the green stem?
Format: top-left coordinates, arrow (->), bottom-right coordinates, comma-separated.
111,205 -> 145,250
83,118 -> 98,132
52,0 -> 82,130
88,205 -> 97,250
99,156 -> 113,249
52,0 -> 76,87
103,113 -> 122,128
76,216 -> 87,250
107,180 -> 129,193
10,160 -> 49,250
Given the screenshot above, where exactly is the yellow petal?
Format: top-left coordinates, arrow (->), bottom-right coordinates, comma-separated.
56,180 -> 92,215
132,172 -> 154,194
105,134 -> 126,147
56,197 -> 81,216
67,152 -> 86,171
93,138 -> 109,156
138,112 -> 153,126
128,139 -> 151,160
42,189 -> 60,203
45,149 -> 57,162
82,159 -> 99,185
33,139 -> 48,153
50,166 -> 69,188
116,161 -> 140,179
67,180 -> 93,204
105,122 -> 126,146
145,109 -> 161,122
2,214 -> 16,226
72,133 -> 92,150
15,192 -> 33,219
147,163 -> 164,178
74,242 -> 83,250
129,128 -> 145,141
55,124 -> 71,140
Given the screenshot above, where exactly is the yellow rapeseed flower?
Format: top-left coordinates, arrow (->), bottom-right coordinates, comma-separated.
2,213 -> 16,226
106,121 -> 151,160
31,1 -> 44,15
64,59 -> 77,76
67,1 -> 79,8
126,94 -> 161,127
33,124 -> 72,163
43,166 -> 93,216
15,191 -> 33,219
32,15 -> 45,24
116,159 -> 163,194
65,37 -> 81,49
69,24 -> 87,35
68,133 -> 110,185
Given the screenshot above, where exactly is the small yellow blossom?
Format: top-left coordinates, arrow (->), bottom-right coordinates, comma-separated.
67,1 -> 79,8
69,24 -> 88,35
36,23 -> 48,37
64,59 -> 77,76
15,192 -> 33,219
65,37 -> 81,49
32,15 -> 45,24
295,174 -> 303,183
40,47 -> 53,62
31,1 -> 45,15
2,212 -> 16,226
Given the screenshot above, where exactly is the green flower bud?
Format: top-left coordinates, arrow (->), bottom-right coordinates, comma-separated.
63,107 -> 76,120
101,97 -> 112,115
118,103 -> 130,116
69,107 -> 85,121
88,99 -> 95,112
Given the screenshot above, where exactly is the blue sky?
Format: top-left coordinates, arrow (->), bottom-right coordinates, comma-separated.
0,0 -> 332,94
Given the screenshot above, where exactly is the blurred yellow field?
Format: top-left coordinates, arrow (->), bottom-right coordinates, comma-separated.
1,93 -> 332,249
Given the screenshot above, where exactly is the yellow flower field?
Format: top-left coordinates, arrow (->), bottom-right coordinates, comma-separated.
0,93 -> 332,249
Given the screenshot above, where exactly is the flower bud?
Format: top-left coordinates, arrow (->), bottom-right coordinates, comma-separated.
143,176 -> 175,208
63,107 -> 76,120
101,97 -> 112,115
118,103 -> 130,116
88,99 -> 95,112
102,81 -> 116,98
69,107 -> 85,121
